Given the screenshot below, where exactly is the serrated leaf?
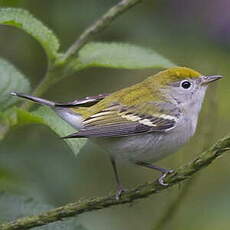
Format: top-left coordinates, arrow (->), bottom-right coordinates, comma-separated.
70,42 -> 175,71
0,58 -> 30,111
0,8 -> 60,60
17,107 -> 87,156
0,193 -> 87,230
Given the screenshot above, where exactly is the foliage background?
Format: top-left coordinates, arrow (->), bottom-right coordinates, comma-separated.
0,0 -> 230,229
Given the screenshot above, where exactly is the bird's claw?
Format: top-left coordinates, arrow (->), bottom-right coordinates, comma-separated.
115,185 -> 126,200
158,169 -> 174,186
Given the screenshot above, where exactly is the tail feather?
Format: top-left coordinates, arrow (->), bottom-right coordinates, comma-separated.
10,92 -> 55,107
11,92 -> 109,108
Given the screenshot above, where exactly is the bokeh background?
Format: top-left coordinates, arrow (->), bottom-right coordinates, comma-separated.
0,0 -> 230,229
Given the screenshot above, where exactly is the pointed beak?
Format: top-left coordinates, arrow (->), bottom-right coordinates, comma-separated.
201,75 -> 223,85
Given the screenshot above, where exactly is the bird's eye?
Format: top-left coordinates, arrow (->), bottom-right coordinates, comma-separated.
181,80 -> 192,89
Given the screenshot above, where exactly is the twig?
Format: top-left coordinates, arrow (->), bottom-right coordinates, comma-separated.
20,0 -> 143,110
61,0 -> 143,61
1,134 -> 230,230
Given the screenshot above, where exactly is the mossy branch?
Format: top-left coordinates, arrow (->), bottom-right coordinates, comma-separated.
1,134 -> 230,230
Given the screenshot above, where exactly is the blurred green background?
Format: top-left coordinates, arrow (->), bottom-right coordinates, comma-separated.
0,0 -> 230,229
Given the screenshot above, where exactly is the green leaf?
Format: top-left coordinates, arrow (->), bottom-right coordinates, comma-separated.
17,107 -> 87,156
0,58 -> 30,111
70,42 -> 175,71
0,109 -> 17,140
0,193 -> 87,230
0,8 -> 60,60
0,168 -> 19,191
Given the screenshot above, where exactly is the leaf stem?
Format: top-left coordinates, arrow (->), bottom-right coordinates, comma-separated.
1,134 -> 230,230
61,0 -> 143,62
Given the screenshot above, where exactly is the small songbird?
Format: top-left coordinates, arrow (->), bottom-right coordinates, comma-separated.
11,67 -> 223,199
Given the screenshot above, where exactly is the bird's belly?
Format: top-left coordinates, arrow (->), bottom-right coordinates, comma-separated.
92,121 -> 195,163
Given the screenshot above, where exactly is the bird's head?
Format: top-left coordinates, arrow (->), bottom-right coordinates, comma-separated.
145,66 -> 223,114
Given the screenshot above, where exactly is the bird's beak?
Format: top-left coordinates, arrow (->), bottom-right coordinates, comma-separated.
201,75 -> 223,85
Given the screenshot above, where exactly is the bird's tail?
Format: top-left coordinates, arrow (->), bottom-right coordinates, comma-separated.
11,92 -> 85,129
10,92 -> 55,107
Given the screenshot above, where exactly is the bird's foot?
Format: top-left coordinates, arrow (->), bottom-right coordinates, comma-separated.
115,185 -> 126,200
157,169 -> 174,186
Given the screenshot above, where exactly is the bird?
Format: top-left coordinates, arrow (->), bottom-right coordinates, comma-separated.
11,66 -> 223,199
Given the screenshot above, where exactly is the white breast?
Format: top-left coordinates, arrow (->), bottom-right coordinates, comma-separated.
92,115 -> 196,163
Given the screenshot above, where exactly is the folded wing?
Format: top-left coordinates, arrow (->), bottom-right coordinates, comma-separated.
63,103 -> 179,138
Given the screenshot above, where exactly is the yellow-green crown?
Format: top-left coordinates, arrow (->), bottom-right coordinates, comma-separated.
163,66 -> 201,78
145,66 -> 202,87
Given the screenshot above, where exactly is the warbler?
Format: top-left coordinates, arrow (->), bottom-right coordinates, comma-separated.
11,67 -> 223,199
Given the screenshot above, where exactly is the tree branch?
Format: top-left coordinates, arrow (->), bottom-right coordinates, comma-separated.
1,135 -> 230,230
61,0 -> 143,62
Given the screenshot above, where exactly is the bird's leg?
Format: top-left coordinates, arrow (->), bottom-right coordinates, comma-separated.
110,156 -> 126,200
135,161 -> 173,186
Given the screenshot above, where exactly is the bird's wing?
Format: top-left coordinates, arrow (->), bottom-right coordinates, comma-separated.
63,102 -> 180,138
